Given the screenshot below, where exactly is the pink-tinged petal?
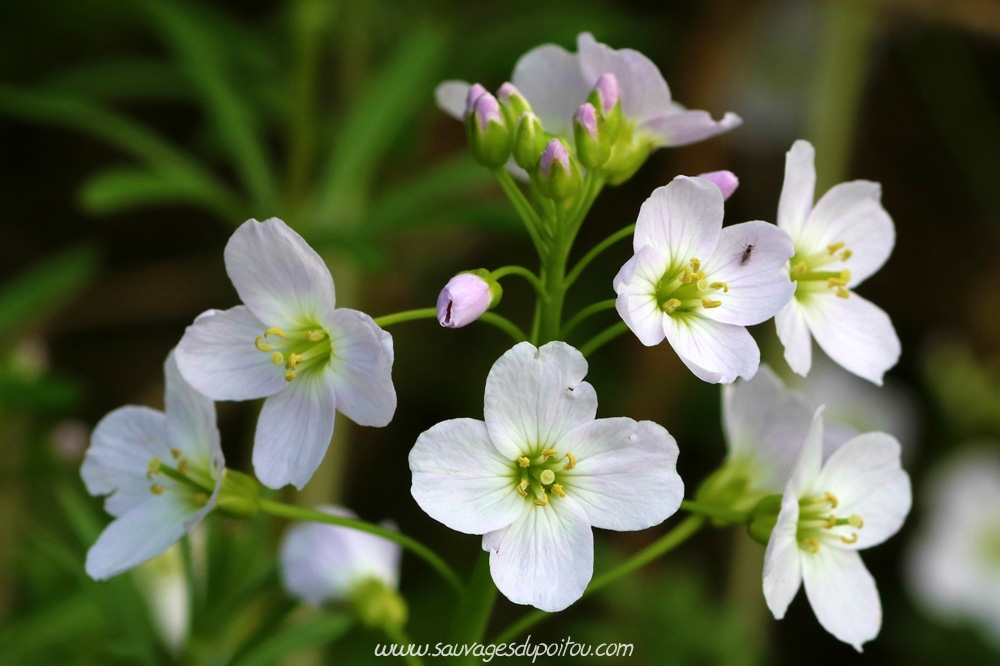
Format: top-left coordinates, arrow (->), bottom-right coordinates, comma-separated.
641,110 -> 742,147
633,177 -> 723,265
763,491 -> 802,619
483,342 -> 597,460
576,32 -> 672,121
176,306 -> 288,401
778,140 -> 817,237
324,308 -> 396,427
163,351 -> 222,474
252,369 -> 337,490
511,42 -> 589,138
776,299 -> 813,377
700,220 -> 796,326
487,498 -> 593,612
801,547 -> 881,652
616,292 -> 665,347
410,418 -> 525,536
435,80 -> 472,120
803,181 -> 894,287
225,218 -> 337,327
697,170 -> 739,200
802,291 -> 900,386
663,315 -> 759,384
814,433 -> 911,549
562,419 -> 682,531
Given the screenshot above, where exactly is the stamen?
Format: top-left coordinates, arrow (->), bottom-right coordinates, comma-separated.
271,351 -> 285,365
841,533 -> 859,544
170,449 -> 181,460
254,336 -> 272,352
517,456 -> 531,468
802,538 -> 820,554
839,269 -> 851,282
840,249 -> 853,261
516,479 -> 528,497
701,297 -> 722,309
563,452 -> 577,471
709,281 -> 729,293
177,460 -> 189,474
791,261 -> 808,277
287,353 -> 303,370
147,457 -> 162,480
827,242 -> 845,255
835,286 -> 850,299
848,514 -> 864,529
264,327 -> 286,338
827,277 -> 847,288
533,491 -> 549,507
690,258 -> 701,273
284,369 -> 296,382
822,515 -> 838,529
150,484 -> 165,496
539,469 -> 556,485
662,298 -> 682,314
306,330 -> 326,342
551,483 -> 566,498
541,448 -> 559,459
812,491 -> 839,508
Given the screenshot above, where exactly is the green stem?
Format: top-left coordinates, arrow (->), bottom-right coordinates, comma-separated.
492,515 -> 704,643
566,224 -> 635,288
680,499 -> 750,525
579,321 -> 629,358
494,169 -> 546,257
479,312 -> 528,343
448,551 -> 497,648
258,498 -> 464,595
560,299 -> 617,339
490,265 -> 546,298
374,308 -> 437,327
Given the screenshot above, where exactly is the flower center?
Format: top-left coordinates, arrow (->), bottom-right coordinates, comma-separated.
254,326 -> 332,382
146,449 -> 213,507
512,448 -> 577,507
654,258 -> 729,316
789,241 -> 853,299
795,491 -> 865,553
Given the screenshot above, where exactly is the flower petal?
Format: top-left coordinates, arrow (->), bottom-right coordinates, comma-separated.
775,299 -> 813,377
762,491 -> 802,620
801,291 -> 900,386
324,308 -> 396,427
801,547 -> 881,651
663,315 -> 759,384
484,342 -> 597,459
814,432 -> 911,549
225,217 -> 337,327
252,369 -> 337,490
777,140 -> 816,238
562,419 -> 683,531
576,32 -> 672,122
787,406 -> 826,499
640,110 -> 742,147
435,80 -> 471,120
700,220 -> 795,326
614,245 -> 670,346
633,177 -> 723,263
487,498 -> 593,612
409,418 -> 525,535
163,351 -> 223,474
511,42 -> 589,138
176,306 -> 289,401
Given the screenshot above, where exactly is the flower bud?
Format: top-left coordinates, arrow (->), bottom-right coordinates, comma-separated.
465,92 -> 511,168
436,270 -> 502,328
463,83 -> 488,117
587,73 -> 623,142
573,103 -> 610,170
747,494 -> 784,545
497,82 -> 532,128
512,111 -> 547,171
697,170 -> 739,200
351,577 -> 408,632
535,138 -> 581,200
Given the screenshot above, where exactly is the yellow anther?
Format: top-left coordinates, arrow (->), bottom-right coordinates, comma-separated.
254,336 -> 272,352
662,298 -> 682,314
150,484 -> 165,496
791,261 -> 808,277
147,457 -> 161,479
680,267 -> 694,284
836,286 -> 850,299
802,538 -> 820,553
551,483 -> 567,498
822,515 -> 838,529
516,479 -> 528,497
271,351 -> 285,365
813,491 -> 839,508
284,369 -> 296,382
264,327 -> 286,338
827,277 -> 847,288
701,297 -> 722,309
840,249 -> 853,261
541,448 -> 559,459
690,258 -> 701,272
306,329 -> 326,342
827,241 -> 845,255
693,270 -> 705,282
177,460 -> 189,474
709,281 -> 729,293
192,492 -> 209,506
170,449 -> 181,460
517,456 -> 531,468
287,353 -> 303,370
539,469 -> 556,485
563,452 -> 577,471
848,514 -> 864,529
533,491 -> 549,507
841,533 -> 859,544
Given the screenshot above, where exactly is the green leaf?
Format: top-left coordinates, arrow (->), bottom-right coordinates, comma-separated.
41,58 -> 193,103
0,246 -> 98,340
79,167 -> 245,220
0,594 -> 105,666
226,613 -> 353,666
0,373 -> 81,412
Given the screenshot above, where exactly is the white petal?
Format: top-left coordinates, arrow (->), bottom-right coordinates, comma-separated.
775,299 -> 813,377
85,495 -> 195,580
225,217 -> 337,327
409,418 -> 525,535
324,308 -> 396,427
787,406 -> 826,499
762,490 -> 802,619
562,419 -> 683,531
614,245 -> 670,347
576,32 -> 672,122
163,351 -> 223,474
252,369 -> 336,490
802,291 -> 900,385
801,547 -> 881,651
435,80 -> 471,120
511,42 -> 589,138
814,432 -> 911,549
633,177 -> 722,263
663,315 -> 759,384
640,110 -> 742,147
777,140 -> 816,237
488,498 -> 593,612
700,220 -> 796,326
176,306 -> 288,401
483,342 -> 597,459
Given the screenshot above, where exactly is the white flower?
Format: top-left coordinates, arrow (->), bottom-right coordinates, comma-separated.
614,176 -> 796,384
176,217 -> 395,490
906,446 -> 1000,646
763,407 -> 911,651
81,351 -> 224,580
279,506 -> 402,607
774,140 -> 900,385
409,341 -> 683,612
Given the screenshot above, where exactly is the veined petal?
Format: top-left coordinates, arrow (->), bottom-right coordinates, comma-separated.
614,244 -> 671,347
576,32 -> 672,121
640,110 -> 742,148
484,342 -> 597,459
700,220 -> 796,326
663,315 -> 759,384
633,177 -> 723,262
324,308 -> 396,428
801,547 -> 881,651
802,291 -> 900,386
763,489 -> 803,619
176,306 -> 288,401
487,498 -> 593,612
435,80 -> 471,120
410,418 -> 525,535
252,370 -> 336,490
511,42 -> 589,138
775,298 -> 813,377
225,218 -> 337,327
163,351 -> 222,474
562,419 -> 682,531
814,432 -> 911,549
777,140 -> 816,237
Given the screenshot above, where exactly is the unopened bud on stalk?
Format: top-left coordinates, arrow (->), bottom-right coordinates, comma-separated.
573,103 -> 610,169
463,83 -> 488,117
466,92 -> 511,168
497,82 -> 532,128
587,73 -> 623,142
535,138 -> 581,200
697,170 -> 740,200
512,111 -> 546,170
436,270 -> 502,328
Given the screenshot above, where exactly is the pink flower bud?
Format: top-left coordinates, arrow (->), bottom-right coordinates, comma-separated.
471,92 -> 504,132
573,103 -> 599,140
464,83 -> 488,117
593,73 -> 621,115
697,170 -> 739,200
437,274 -> 492,328
539,138 -> 571,178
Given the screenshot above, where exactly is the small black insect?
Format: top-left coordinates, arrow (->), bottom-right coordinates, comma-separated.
739,240 -> 757,266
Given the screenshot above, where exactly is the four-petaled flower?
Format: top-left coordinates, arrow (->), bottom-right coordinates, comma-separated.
614,176 -> 796,384
774,140 -> 900,385
763,407 -> 911,651
176,217 -> 395,490
82,351 -> 224,580
409,341 -> 684,612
